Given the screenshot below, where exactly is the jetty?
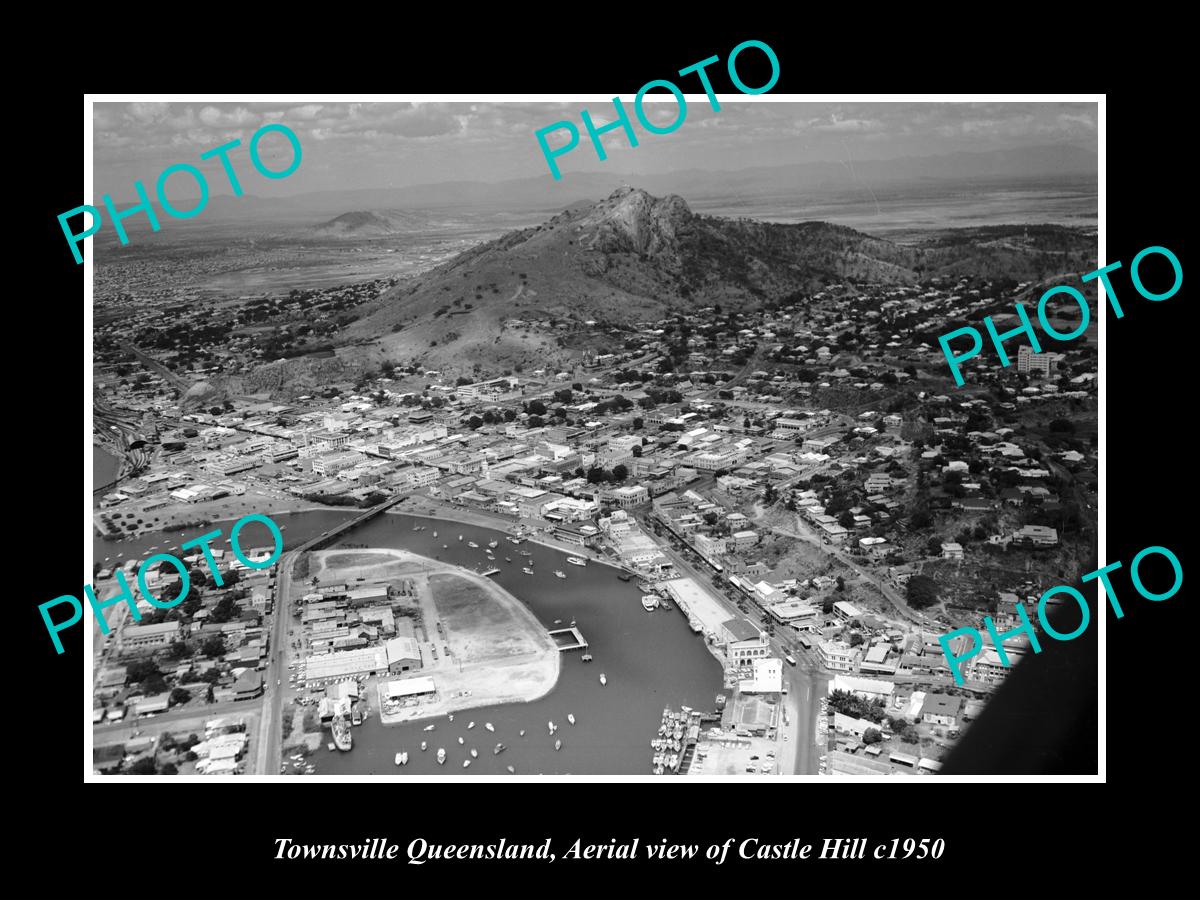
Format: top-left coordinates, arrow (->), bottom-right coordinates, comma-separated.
548,625 -> 588,652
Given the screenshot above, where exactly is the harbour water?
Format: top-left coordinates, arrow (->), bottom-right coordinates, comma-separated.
93,445 -> 122,489
94,508 -> 726,775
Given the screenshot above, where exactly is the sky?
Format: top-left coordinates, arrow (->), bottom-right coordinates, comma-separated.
93,100 -> 1098,202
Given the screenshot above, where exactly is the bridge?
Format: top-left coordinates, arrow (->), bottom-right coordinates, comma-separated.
294,494 -> 411,552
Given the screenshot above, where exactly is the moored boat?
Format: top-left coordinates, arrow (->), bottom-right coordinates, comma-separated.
494,743 -> 505,755
618,572 -> 632,582
554,570 -> 566,578
523,567 -> 534,575
554,739 -> 562,751
468,541 -> 479,548
421,741 -> 428,751
331,715 -> 352,751
437,747 -> 446,764
567,713 -> 576,726
600,673 -> 607,686
424,724 -> 436,732
566,556 -> 587,567
470,748 -> 478,759
642,594 -> 659,611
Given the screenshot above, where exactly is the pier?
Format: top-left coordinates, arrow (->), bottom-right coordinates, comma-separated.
548,626 -> 588,652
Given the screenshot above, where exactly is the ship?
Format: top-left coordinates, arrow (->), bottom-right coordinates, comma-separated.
566,556 -> 587,567
437,748 -> 446,765
331,714 -> 352,751
518,550 -> 532,556
423,724 -> 436,732
554,570 -> 566,578
508,536 -> 524,544
642,594 -> 659,611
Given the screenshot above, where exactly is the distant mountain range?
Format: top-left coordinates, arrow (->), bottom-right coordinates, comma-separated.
310,210 -> 433,237
105,143 -> 1095,225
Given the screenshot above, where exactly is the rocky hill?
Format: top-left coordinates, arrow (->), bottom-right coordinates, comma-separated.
338,187 -> 1093,376
312,209 -> 431,237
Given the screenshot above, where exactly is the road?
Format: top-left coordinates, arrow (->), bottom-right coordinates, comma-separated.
257,550 -> 298,775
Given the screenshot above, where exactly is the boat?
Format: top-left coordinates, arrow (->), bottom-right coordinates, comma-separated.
642,595 -> 659,611
494,743 -> 505,755
660,600 -> 672,610
413,525 -> 421,532
566,556 -> 587,567
462,759 -> 471,769
519,729 -> 526,737
331,715 -> 352,751
420,741 -> 427,751
488,540 -> 498,548
600,673 -> 607,686
443,544 -> 448,549
554,619 -> 562,624
505,556 -> 512,562
554,570 -> 566,578
458,535 -> 463,541
523,567 -> 534,575
327,742 -> 336,751
437,748 -> 446,765
554,739 -> 562,751
448,714 -> 454,722
548,721 -> 556,734
423,724 -> 436,732
395,752 -> 403,765
458,736 -> 465,745
485,723 -> 495,732
506,765 -> 515,774
581,653 -> 593,662
508,536 -> 524,544
433,531 -> 438,537
395,751 -> 408,765
518,550 -> 532,556
470,748 -> 478,759
468,541 -> 479,548
468,721 -> 476,729
689,619 -> 703,633
567,714 -> 576,726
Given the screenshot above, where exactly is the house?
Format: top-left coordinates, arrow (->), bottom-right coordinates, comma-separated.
385,637 -> 422,674
832,600 -> 862,622
1013,524 -> 1059,546
233,670 -> 264,701
941,542 -> 964,560
921,693 -> 962,726
818,640 -> 860,673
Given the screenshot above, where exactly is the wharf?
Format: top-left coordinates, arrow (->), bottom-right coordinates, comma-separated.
548,626 -> 588,652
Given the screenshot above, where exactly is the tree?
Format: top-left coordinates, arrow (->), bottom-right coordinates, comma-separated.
838,510 -> 855,529
862,727 -> 883,745
926,536 -> 944,556
126,757 -> 157,775
169,688 -> 192,707
202,635 -> 226,659
205,685 -> 216,704
527,399 -> 547,416
611,464 -> 628,483
631,444 -> 643,457
821,597 -> 835,614
836,576 -> 845,592
159,762 -> 179,775
467,415 -> 483,430
849,632 -> 864,647
632,417 -> 644,430
907,574 -> 940,610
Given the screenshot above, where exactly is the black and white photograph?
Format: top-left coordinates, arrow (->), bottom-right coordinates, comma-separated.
81,96 -> 1103,780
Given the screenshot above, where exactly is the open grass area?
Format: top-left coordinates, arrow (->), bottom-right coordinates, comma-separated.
429,572 -> 543,663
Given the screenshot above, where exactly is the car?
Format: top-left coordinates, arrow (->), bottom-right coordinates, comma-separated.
745,765 -> 757,773
750,755 -> 759,761
783,734 -> 789,742
277,679 -> 281,686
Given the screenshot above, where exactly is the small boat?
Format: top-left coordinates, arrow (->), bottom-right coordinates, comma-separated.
327,742 -> 336,751
420,741 -> 427,751
468,541 -> 479,548
642,595 -> 659,611
523,567 -> 534,575
468,721 -> 475,729
424,724 -> 436,732
519,550 -> 532,556
494,743 -> 506,755
567,714 -> 576,726
458,736 -> 465,745
581,653 -> 593,662
519,729 -> 526,737
554,619 -> 563,624
448,714 -> 454,722
413,525 -> 421,531
505,556 -> 512,562
485,723 -> 495,732
618,572 -> 632,582
462,759 -> 471,769
554,570 -> 566,578
554,739 -> 562,751
437,748 -> 446,765
395,752 -> 403,765
399,751 -> 409,765
661,600 -> 672,610
443,544 -> 448,549
600,673 -> 607,686
433,531 -> 438,537
566,556 -> 587,567
548,720 -> 556,734
470,748 -> 479,759
488,540 -> 498,548
458,535 -> 463,541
